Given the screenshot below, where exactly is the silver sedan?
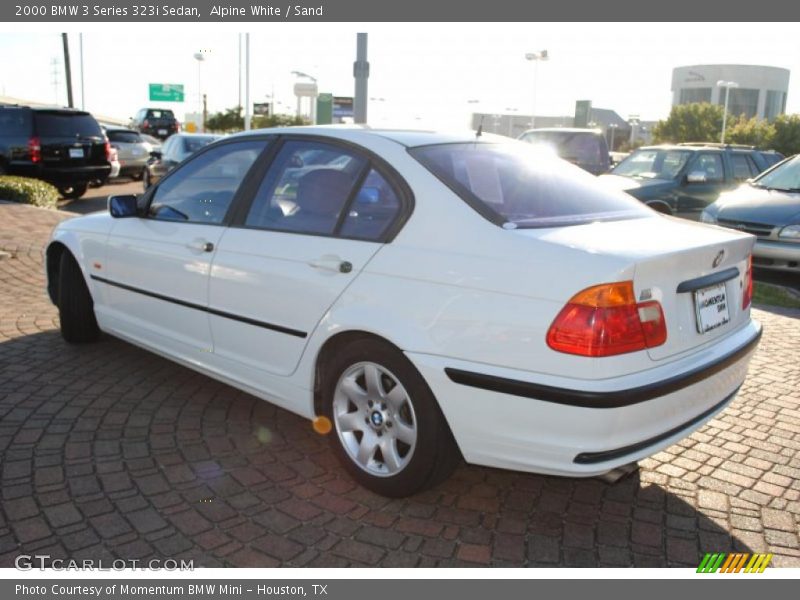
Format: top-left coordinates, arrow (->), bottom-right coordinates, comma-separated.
105,127 -> 151,180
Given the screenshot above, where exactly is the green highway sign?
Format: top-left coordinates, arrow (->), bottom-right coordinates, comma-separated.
149,83 -> 185,102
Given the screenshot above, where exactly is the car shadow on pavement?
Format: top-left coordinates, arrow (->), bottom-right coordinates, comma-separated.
0,330 -> 755,568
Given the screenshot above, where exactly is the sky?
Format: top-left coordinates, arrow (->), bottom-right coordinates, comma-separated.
0,22 -> 798,130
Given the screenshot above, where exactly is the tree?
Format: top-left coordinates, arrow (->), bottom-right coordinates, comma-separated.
652,103 -> 726,144
725,115 -> 775,149
770,114 -> 800,156
204,106 -> 309,133
205,106 -> 244,133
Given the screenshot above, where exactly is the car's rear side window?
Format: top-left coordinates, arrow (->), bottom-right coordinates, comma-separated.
34,112 -> 103,138
0,109 -> 31,136
411,142 -> 651,228
245,140 -> 367,236
107,130 -> 143,144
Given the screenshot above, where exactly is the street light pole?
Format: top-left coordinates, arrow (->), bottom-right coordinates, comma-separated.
717,80 -> 739,144
525,50 -> 548,129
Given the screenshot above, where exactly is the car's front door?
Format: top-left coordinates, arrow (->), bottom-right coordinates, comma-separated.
207,138 -> 408,388
676,152 -> 727,219
97,139 -> 270,359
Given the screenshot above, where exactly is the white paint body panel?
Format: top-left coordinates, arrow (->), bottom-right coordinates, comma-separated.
46,127 -> 762,477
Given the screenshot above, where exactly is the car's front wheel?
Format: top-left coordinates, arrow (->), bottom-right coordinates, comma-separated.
57,251 -> 100,343
322,338 -> 460,497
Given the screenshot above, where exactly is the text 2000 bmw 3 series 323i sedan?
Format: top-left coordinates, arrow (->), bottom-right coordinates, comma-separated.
45,127 -> 762,497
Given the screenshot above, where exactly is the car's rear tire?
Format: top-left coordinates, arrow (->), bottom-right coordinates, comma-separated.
57,251 -> 100,343
132,169 -> 144,181
58,183 -> 88,199
321,338 -> 460,497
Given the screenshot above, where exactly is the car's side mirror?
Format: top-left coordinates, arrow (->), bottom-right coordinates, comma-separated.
109,195 -> 139,218
686,171 -> 707,184
149,150 -> 162,160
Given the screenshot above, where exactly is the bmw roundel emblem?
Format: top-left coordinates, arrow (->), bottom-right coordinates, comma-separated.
370,411 -> 384,426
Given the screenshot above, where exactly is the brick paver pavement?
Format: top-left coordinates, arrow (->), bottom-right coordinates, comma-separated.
1,201 -> 798,568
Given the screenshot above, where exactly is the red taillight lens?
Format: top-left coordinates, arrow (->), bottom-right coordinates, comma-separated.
742,255 -> 753,310
28,136 -> 41,163
547,281 -> 667,357
143,119 -> 150,128
176,121 -> 181,132
104,139 -> 111,161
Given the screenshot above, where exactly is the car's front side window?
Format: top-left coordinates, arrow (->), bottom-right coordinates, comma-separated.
149,140 -> 268,225
693,153 -> 724,183
245,140 -> 368,236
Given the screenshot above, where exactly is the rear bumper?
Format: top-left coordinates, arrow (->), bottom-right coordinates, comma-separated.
10,162 -> 111,184
407,319 -> 761,477
753,239 -> 800,271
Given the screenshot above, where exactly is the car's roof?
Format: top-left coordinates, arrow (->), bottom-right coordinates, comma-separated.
233,125 -> 511,148
520,127 -> 603,135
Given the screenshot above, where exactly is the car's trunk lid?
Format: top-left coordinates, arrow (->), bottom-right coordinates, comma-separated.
522,216 -> 755,361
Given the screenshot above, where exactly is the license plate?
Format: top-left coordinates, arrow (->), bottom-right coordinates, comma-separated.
158,129 -> 167,135
69,147 -> 84,158
694,283 -> 730,334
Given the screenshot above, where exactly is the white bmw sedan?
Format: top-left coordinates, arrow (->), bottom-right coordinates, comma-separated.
46,127 -> 762,497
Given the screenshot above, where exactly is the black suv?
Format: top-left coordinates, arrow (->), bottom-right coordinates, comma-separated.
599,143 -> 784,219
0,105 -> 111,199
130,108 -> 180,140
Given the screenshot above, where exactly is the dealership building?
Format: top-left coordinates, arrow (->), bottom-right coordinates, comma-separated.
671,64 -> 790,120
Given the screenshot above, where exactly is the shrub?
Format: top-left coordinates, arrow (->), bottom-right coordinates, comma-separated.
0,176 -> 60,209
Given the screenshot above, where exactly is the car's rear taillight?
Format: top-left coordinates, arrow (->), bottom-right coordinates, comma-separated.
546,281 -> 667,357
143,119 -> 150,129
104,139 -> 112,161
742,255 -> 753,310
175,121 -> 181,132
28,136 -> 41,163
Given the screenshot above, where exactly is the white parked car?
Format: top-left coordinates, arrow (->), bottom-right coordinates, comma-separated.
45,127 -> 762,497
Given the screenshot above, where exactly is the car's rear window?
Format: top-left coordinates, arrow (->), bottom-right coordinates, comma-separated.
34,112 -> 103,138
0,109 -> 32,136
107,130 -> 143,144
410,142 -> 651,228
147,110 -> 175,120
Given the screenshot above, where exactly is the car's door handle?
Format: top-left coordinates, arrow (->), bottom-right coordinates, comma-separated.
188,240 -> 215,253
309,256 -> 353,274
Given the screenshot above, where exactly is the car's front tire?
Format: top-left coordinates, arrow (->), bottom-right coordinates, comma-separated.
322,338 -> 460,497
57,251 -> 100,343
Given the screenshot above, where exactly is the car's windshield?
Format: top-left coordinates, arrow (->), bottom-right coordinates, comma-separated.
520,131 -> 604,165
753,155 -> 800,191
612,148 -> 692,180
410,142 -> 652,228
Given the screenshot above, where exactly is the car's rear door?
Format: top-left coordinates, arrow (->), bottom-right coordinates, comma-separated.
98,138 -> 271,359
207,137 -> 409,383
